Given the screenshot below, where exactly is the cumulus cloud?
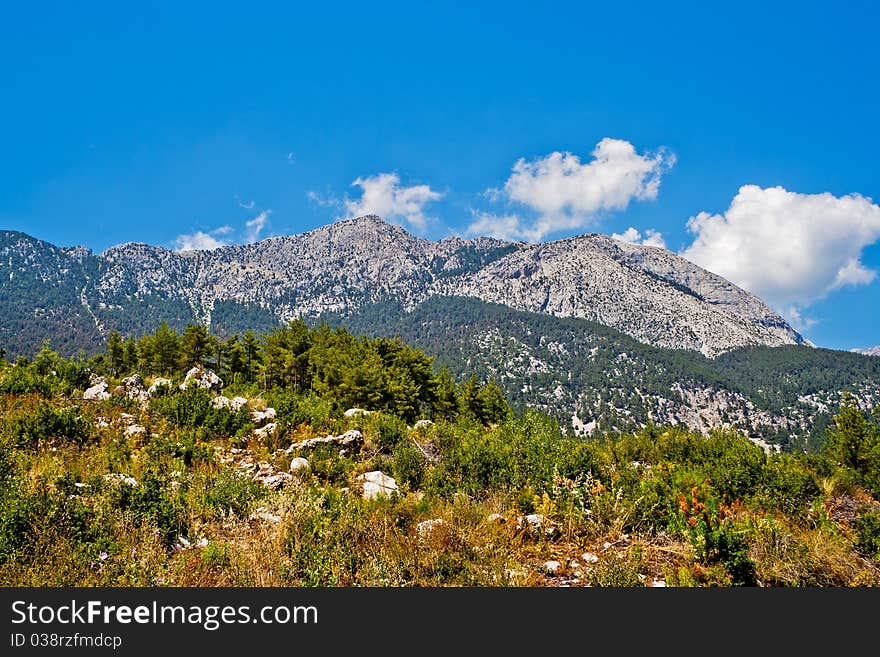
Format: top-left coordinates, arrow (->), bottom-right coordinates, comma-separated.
466,212 -> 532,241
173,230 -> 228,251
681,185 -> 880,313
611,227 -> 667,249
306,190 -> 343,209
468,138 -> 674,241
245,210 -> 270,243
174,211 -> 272,251
345,172 -> 442,231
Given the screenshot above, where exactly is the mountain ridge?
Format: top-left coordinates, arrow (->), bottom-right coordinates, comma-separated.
1,215 -> 804,358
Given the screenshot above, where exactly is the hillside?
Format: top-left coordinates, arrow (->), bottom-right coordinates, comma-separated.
1,329 -> 878,588
325,297 -> 880,451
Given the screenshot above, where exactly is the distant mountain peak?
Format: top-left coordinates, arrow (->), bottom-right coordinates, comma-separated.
853,346 -> 880,357
1,217 -> 805,357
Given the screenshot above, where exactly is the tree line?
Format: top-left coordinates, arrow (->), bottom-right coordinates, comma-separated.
92,320 -> 508,424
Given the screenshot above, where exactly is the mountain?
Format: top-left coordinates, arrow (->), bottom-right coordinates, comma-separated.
1,215 -> 804,357
853,346 -> 880,357
325,296 -> 880,451
4,216 -> 876,449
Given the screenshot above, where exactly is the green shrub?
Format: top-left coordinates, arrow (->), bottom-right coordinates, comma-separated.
588,547 -> 644,587
759,455 -> 821,516
265,390 -> 334,432
853,511 -> 880,560
6,403 -> 92,449
201,469 -> 266,518
392,442 -> 425,490
0,365 -> 51,396
373,414 -> 408,452
149,388 -> 249,438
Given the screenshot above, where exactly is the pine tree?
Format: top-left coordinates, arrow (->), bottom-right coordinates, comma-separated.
179,324 -> 211,369
241,330 -> 261,382
478,378 -> 509,424
151,321 -> 180,376
106,330 -> 124,377
122,337 -> 138,375
433,367 -> 459,420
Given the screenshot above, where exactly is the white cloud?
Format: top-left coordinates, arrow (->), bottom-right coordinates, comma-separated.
681,185 -> 880,312
783,306 -> 818,333
611,226 -> 667,249
173,212 -> 271,251
173,231 -> 228,251
236,197 -> 255,210
466,212 -> 532,241
245,210 -> 270,243
469,138 -> 674,241
306,190 -> 342,209
345,172 -> 442,231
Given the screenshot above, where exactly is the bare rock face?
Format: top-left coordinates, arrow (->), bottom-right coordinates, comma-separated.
16,215 -> 800,358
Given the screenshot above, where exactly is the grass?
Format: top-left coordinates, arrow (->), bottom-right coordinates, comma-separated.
0,371 -> 879,587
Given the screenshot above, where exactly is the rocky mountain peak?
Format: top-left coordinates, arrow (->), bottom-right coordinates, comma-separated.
1,216 -> 806,357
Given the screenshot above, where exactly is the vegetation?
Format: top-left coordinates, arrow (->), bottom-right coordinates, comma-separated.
0,325 -> 878,587
326,297 -> 880,450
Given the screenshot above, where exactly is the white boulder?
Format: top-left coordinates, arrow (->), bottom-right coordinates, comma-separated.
124,424 -> 147,439
252,407 -> 277,425
84,379 -> 110,401
289,457 -> 311,474
180,367 -> 223,392
357,471 -> 398,500
253,423 -> 278,440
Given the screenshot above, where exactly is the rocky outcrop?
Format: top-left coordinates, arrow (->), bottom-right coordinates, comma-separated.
285,429 -> 364,453
213,395 -> 249,412
180,367 -> 223,392
121,374 -> 149,403
84,377 -> 110,401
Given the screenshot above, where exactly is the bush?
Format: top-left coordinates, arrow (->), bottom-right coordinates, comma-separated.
5,403 -> 92,449
588,547 -> 644,587
149,388 -> 249,438
105,469 -> 185,546
373,414 -> 408,452
853,511 -> 880,560
265,390 -> 334,432
201,468 -> 266,518
0,365 -> 51,396
392,442 -> 425,490
759,455 -> 821,516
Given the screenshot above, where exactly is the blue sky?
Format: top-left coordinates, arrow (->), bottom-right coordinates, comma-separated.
2,1 -> 878,350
